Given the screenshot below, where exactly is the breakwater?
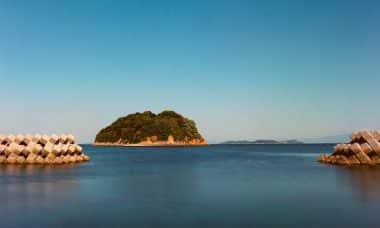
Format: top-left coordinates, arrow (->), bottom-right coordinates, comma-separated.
0,134 -> 90,164
318,130 -> 380,165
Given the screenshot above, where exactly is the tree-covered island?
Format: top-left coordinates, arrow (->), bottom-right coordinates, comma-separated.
94,111 -> 207,146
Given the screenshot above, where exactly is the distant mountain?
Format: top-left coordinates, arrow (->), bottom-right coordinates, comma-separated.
282,139 -> 304,144
301,134 -> 349,144
221,140 -> 254,144
220,134 -> 350,145
221,139 -> 303,144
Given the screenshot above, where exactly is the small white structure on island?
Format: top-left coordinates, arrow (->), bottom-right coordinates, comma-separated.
0,134 -> 90,165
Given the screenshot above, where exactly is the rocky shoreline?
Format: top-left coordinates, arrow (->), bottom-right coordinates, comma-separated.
93,140 -> 208,147
318,130 -> 380,166
94,135 -> 207,147
93,142 -> 208,147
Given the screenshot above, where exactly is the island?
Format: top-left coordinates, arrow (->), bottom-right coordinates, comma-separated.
94,111 -> 207,146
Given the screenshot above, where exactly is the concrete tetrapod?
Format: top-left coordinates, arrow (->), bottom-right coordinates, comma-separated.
0,134 -> 90,165
318,130 -> 380,166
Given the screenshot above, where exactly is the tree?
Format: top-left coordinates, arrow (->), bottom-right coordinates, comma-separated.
95,110 -> 204,143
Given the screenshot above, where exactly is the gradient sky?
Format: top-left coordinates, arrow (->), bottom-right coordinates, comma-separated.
1,0 -> 379,143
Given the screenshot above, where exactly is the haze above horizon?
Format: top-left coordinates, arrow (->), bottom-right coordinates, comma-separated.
1,0 -> 379,143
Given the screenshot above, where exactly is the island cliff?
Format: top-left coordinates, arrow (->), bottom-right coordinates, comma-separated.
94,111 -> 207,146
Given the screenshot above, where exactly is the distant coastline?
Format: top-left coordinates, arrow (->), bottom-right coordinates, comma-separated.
221,139 -> 304,144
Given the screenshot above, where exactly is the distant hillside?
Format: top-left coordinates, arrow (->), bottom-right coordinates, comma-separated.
282,139 -> 304,144
221,134 -> 350,144
221,139 -> 304,144
301,134 -> 349,144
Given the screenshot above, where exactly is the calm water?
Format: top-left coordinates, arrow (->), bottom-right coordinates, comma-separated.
1,144 -> 380,227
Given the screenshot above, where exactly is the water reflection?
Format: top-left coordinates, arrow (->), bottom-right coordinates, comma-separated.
0,165 -> 81,207
335,166 -> 380,202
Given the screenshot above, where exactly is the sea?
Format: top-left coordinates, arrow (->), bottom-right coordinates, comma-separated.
1,144 -> 380,228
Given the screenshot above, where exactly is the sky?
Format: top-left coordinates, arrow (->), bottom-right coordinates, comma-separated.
0,0 -> 379,143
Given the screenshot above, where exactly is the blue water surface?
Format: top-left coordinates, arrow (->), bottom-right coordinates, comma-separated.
1,144 -> 380,228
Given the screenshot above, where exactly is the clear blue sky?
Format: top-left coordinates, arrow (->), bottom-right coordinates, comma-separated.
1,0 -> 379,143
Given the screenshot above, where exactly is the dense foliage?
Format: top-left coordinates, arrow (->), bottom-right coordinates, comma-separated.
95,111 -> 204,143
